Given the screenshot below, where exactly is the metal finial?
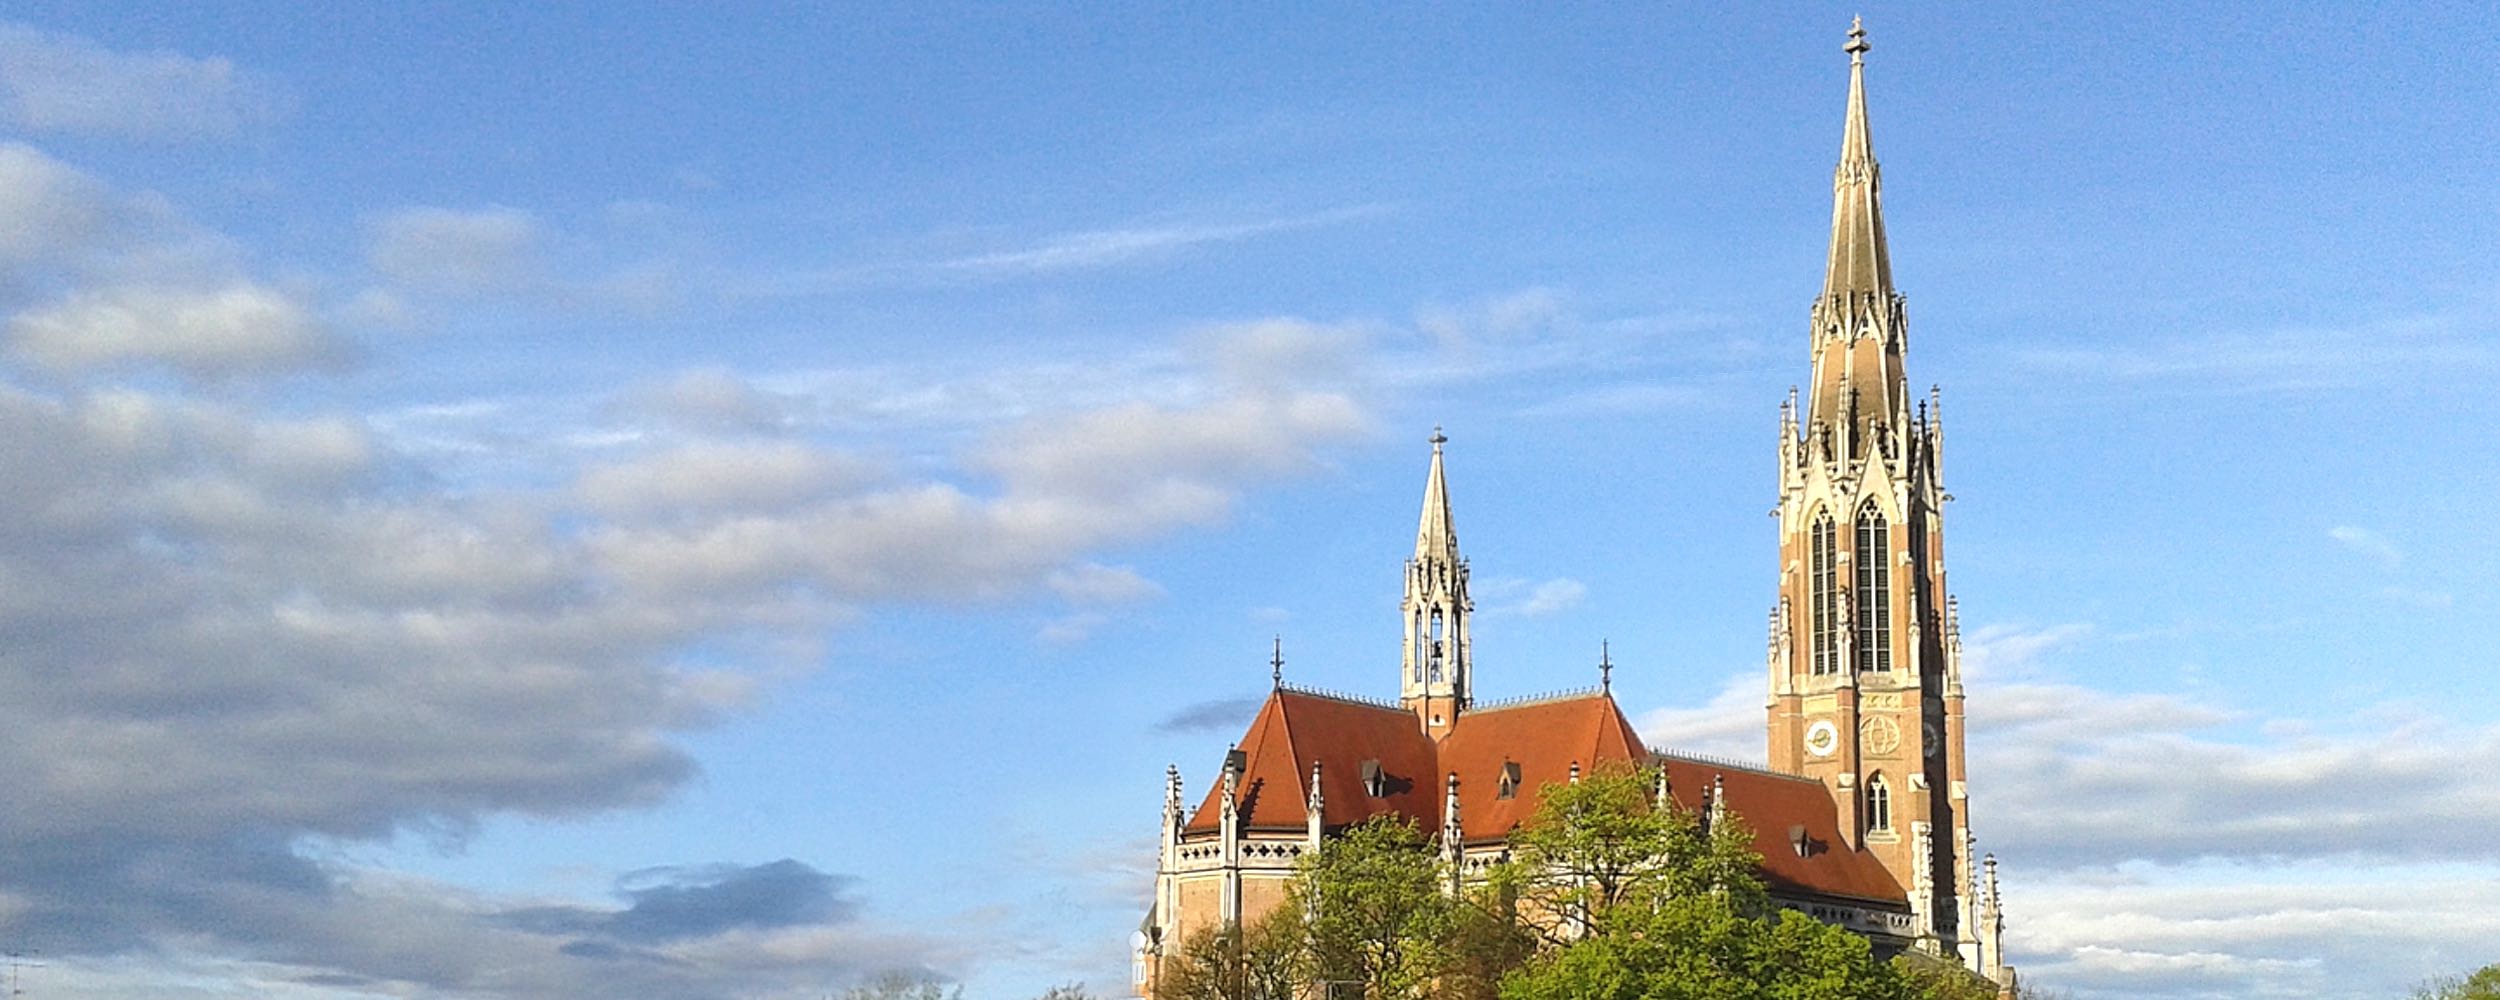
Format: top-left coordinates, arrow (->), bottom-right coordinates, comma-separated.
1598,640 -> 1613,693
1845,16 -> 1870,60
1430,425 -> 1447,450
1270,634 -> 1284,689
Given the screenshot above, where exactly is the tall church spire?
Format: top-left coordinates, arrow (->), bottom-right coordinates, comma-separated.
1401,427 -> 1470,737
1823,16 -> 1893,299
1805,17 -> 1910,453
1772,20 -> 1978,973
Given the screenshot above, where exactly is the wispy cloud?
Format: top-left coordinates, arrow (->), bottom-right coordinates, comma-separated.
2010,304 -> 2500,393
1154,697 -> 1262,734
941,204 -> 1391,275
0,22 -> 285,140
1477,576 -> 1588,617
2327,525 -> 2403,569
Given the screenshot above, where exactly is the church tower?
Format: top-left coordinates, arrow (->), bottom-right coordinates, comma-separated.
1765,20 -> 1975,960
1401,429 -> 1471,738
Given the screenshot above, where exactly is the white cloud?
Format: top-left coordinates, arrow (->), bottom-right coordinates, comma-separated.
8,283 -> 346,375
1046,563 -> 1165,606
1477,576 -> 1589,617
1417,286 -> 1568,349
940,204 -> 1388,276
1958,622 -> 2094,681
2327,525 -> 2403,569
2006,860 -> 2500,1000
0,23 -> 284,140
0,142 -> 118,269
577,441 -> 877,521
368,206 -> 547,295
1635,672 -> 1764,761
615,368 -> 800,436
2011,305 -> 2500,393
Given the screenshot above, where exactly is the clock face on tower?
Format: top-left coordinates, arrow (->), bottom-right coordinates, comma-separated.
1923,721 -> 1941,757
1804,719 -> 1839,758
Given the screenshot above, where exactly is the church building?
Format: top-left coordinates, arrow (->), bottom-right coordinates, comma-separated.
1135,23 -> 2010,994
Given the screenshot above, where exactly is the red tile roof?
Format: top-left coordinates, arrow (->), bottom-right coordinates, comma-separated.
1182,688 -> 1905,906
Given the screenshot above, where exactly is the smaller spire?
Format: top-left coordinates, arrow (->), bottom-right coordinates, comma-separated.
1270,635 -> 1285,690
1414,426 -> 1458,564
1598,640 -> 1614,693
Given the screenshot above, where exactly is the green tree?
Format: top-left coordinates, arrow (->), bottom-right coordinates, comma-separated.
1892,950 -> 2000,1000
1436,880 -> 1541,1000
1153,908 -> 1305,1000
842,971 -> 962,1000
1496,762 -> 1768,943
2415,963 -> 2500,1000
1500,894 -> 1915,1000
1292,816 -> 1455,1000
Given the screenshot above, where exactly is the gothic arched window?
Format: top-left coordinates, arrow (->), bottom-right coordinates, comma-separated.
1428,610 -> 1445,681
1866,773 -> 1892,832
1810,511 -> 1839,675
1855,501 -> 1891,673
1412,612 -> 1426,682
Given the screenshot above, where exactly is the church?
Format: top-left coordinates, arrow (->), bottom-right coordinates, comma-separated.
1134,22 -> 2011,995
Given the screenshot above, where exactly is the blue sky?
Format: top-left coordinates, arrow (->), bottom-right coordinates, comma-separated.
0,5 -> 2494,999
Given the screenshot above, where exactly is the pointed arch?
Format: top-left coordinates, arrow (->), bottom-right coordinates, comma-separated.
1865,771 -> 1892,832
1854,499 -> 1891,673
1809,509 -> 1840,676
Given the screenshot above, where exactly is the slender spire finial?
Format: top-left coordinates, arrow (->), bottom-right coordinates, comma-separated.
1431,425 -> 1446,450
1599,640 -> 1613,693
1270,635 -> 1284,689
1822,16 -> 1891,299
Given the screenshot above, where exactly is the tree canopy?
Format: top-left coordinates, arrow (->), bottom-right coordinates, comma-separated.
2415,963 -> 2500,1000
1156,761 -> 2029,1000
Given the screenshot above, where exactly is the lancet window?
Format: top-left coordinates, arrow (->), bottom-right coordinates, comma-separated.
1854,501 -> 1891,673
1810,512 -> 1839,675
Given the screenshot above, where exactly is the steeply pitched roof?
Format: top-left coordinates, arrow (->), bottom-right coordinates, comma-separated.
1183,690 -> 1906,906
1183,689 -> 1437,835
1437,692 -> 1647,838
1653,752 -> 1906,904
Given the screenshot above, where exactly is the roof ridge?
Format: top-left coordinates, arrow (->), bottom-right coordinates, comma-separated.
1269,690 -> 1304,799
1647,746 -> 1815,783
1471,686 -> 1606,711
1276,682 -> 1403,711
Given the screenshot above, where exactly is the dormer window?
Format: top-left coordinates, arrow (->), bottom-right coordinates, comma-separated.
1498,761 -> 1522,800
1361,759 -> 1387,798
